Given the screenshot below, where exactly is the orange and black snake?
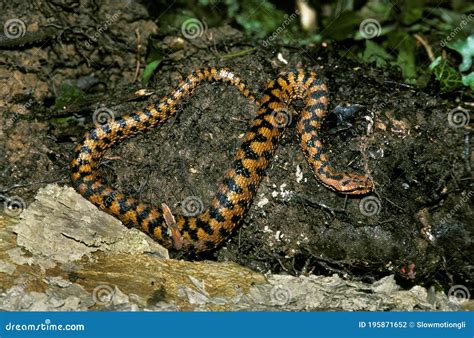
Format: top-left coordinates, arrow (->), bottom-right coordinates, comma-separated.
70,67 -> 373,253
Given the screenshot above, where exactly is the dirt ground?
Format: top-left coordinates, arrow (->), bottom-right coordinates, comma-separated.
1,0 -> 472,294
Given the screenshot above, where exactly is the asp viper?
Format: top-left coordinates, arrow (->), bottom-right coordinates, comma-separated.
70,67 -> 373,253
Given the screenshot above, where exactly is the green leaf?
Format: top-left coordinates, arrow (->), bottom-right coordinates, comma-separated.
54,84 -> 85,110
322,11 -> 361,40
400,0 -> 424,25
141,60 -> 162,87
233,0 -> 287,39
354,23 -> 395,40
396,47 -> 416,82
360,40 -> 393,67
429,56 -> 443,70
451,0 -> 474,13
49,116 -> 75,124
359,0 -> 393,21
462,72 -> 474,90
430,58 -> 463,93
447,35 -> 474,72
390,34 -> 417,83
427,7 -> 468,26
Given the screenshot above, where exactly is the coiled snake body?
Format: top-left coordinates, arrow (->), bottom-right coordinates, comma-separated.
70,68 -> 372,252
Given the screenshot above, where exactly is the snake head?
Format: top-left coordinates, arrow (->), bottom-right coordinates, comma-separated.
335,174 -> 373,195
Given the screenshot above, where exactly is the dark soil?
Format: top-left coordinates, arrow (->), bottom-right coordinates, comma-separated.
1,0 -> 472,292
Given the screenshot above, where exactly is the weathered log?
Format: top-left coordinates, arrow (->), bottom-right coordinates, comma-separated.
0,184 -> 461,311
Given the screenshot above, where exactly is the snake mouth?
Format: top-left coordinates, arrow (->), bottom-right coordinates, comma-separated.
337,177 -> 373,195
318,173 -> 373,195
339,186 -> 373,195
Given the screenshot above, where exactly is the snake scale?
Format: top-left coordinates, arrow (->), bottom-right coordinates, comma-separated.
70,67 -> 373,253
